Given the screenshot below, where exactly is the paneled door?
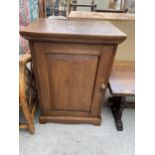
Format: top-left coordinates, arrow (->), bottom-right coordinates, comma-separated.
32,42 -> 115,118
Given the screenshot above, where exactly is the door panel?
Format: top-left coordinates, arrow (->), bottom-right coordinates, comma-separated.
33,42 -> 99,116
46,53 -> 98,112
33,42 -> 115,117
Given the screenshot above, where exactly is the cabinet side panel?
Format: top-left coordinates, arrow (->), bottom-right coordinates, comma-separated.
29,41 -> 44,114
33,42 -> 51,114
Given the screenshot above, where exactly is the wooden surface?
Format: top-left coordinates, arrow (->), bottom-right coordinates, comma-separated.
68,11 -> 135,21
20,18 -> 126,125
19,54 -> 35,134
19,52 -> 31,65
38,0 -> 46,18
20,18 -> 126,44
109,61 -> 135,96
39,116 -> 101,125
32,42 -> 116,123
110,96 -> 125,131
47,54 -> 97,111
108,61 -> 135,131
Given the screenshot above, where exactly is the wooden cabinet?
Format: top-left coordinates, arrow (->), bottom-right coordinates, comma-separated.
20,19 -> 126,125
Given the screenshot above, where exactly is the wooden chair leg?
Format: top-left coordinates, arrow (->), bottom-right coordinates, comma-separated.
109,96 -> 125,131
19,53 -> 36,134
20,98 -> 34,134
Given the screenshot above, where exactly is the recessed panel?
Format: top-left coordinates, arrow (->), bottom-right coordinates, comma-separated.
47,54 -> 98,112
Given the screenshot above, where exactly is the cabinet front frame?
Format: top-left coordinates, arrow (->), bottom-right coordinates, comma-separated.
29,41 -> 117,118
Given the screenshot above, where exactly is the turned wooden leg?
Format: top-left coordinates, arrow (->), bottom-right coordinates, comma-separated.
109,96 -> 125,131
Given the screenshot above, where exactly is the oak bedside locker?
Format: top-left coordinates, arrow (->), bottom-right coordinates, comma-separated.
20,19 -> 126,125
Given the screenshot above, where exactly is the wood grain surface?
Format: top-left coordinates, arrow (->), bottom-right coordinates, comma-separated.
68,11 -> 135,21
20,18 -> 126,44
109,61 -> 135,96
20,18 -> 126,125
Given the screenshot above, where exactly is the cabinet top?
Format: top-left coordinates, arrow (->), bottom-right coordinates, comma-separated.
20,18 -> 126,44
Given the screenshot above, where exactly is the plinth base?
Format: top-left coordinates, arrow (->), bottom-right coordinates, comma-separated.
39,115 -> 101,126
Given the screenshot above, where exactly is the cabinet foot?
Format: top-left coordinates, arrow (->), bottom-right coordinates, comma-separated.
28,125 -> 35,134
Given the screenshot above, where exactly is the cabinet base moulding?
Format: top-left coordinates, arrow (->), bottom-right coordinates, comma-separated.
39,115 -> 101,126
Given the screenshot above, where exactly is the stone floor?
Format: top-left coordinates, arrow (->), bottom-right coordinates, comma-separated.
19,107 -> 135,155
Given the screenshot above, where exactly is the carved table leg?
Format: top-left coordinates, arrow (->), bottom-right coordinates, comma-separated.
109,96 -> 125,131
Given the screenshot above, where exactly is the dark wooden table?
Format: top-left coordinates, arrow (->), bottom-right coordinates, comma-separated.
20,19 -> 126,125
108,61 -> 135,130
